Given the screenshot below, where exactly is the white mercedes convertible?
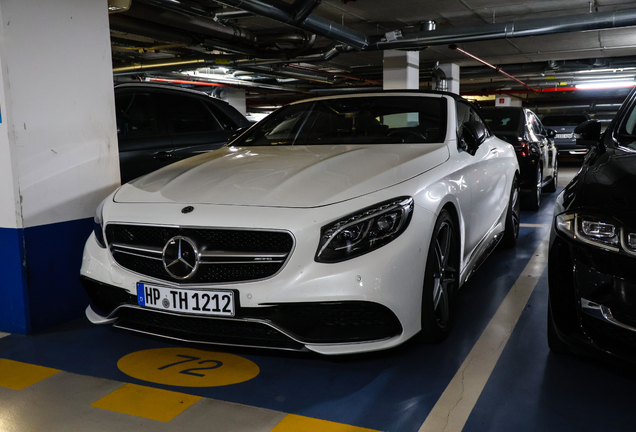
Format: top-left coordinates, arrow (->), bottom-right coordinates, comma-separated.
80,91 -> 520,355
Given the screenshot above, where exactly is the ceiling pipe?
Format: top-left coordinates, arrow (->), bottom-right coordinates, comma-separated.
112,42 -> 344,75
124,1 -> 258,45
241,65 -> 338,84
285,64 -> 382,85
110,14 -> 197,45
141,0 -> 211,17
291,0 -> 323,24
113,57 -> 215,74
449,45 -> 538,92
110,14 -> 260,56
214,9 -> 254,19
369,9 -> 636,50
235,45 -> 345,67
202,0 -> 368,49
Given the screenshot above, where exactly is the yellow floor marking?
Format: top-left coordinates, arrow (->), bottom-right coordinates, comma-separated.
0,359 -> 60,390
272,414 -> 383,432
0,332 -> 9,339
520,223 -> 549,228
117,347 -> 259,387
419,234 -> 550,432
91,383 -> 201,422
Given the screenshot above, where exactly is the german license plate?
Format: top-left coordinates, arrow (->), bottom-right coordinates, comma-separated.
136,282 -> 235,317
555,133 -> 573,139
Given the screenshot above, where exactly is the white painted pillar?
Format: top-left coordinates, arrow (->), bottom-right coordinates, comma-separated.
383,50 -> 420,90
220,88 -> 247,116
0,0 -> 120,333
433,63 -> 461,95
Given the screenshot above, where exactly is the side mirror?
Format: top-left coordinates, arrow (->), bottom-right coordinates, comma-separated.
574,120 -> 601,148
546,128 -> 556,138
461,121 -> 487,154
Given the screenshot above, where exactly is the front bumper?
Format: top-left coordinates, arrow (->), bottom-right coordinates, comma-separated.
81,275 -> 403,352
80,200 -> 437,355
555,140 -> 588,156
548,226 -> 636,363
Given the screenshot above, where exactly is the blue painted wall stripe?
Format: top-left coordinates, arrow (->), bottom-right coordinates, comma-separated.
23,218 -> 93,333
0,227 -> 30,333
0,218 -> 93,334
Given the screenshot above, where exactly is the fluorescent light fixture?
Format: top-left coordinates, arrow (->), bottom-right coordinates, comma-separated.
575,80 -> 636,90
576,67 -> 636,74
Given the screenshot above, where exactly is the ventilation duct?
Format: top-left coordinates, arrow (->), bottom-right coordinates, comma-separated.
369,9 -> 636,50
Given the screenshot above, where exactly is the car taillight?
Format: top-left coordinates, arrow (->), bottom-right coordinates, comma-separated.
514,141 -> 530,157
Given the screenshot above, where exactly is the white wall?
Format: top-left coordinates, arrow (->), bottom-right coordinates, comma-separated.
0,0 -> 120,229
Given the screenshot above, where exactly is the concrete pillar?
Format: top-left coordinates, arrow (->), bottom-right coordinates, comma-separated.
383,50 -> 420,90
220,88 -> 247,116
0,0 -> 119,333
433,63 -> 461,95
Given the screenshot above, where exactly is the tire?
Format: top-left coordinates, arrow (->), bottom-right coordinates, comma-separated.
547,301 -> 570,355
544,158 -> 558,193
420,210 -> 459,344
524,165 -> 542,211
501,176 -> 520,248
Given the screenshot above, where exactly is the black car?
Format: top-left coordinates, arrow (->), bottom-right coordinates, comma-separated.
481,107 -> 558,210
548,88 -> 636,364
115,83 -> 251,183
541,113 -> 591,157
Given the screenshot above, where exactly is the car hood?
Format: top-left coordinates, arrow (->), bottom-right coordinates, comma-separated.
114,144 -> 449,207
579,147 -> 636,218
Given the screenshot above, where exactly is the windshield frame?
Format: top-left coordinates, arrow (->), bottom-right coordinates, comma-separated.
230,94 -> 449,147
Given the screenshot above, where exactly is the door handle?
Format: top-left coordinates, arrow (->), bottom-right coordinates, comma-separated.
154,151 -> 174,161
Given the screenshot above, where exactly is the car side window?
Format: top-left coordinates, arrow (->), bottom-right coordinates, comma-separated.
532,114 -> 545,136
456,101 -> 488,141
115,92 -> 160,140
205,101 -> 240,130
163,93 -> 222,134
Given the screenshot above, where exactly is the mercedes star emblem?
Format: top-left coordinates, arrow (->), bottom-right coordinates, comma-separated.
162,236 -> 199,279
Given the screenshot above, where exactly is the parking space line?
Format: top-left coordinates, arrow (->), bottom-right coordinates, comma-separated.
519,223 -> 549,228
90,383 -> 202,422
271,413 -> 382,432
418,234 -> 550,432
0,358 -> 60,390
0,332 -> 9,339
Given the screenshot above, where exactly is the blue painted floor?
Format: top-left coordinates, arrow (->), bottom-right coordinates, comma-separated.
2,161 -> 635,431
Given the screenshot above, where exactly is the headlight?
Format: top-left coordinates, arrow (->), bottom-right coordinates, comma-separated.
93,198 -> 107,249
555,212 -> 636,255
315,197 -> 414,263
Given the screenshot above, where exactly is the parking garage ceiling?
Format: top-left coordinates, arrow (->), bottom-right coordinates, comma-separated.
109,0 -> 636,119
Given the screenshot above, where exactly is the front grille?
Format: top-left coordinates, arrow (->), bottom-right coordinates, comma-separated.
105,224 -> 294,284
109,300 -> 401,349
115,307 -> 304,350
261,302 -> 403,343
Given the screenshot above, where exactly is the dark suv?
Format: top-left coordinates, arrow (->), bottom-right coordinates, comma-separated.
115,83 -> 251,183
541,113 -> 590,157
480,107 -> 558,210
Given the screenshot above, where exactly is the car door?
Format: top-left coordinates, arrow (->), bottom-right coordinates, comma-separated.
159,91 -> 232,161
456,101 -> 510,261
529,111 -> 554,181
115,89 -> 172,183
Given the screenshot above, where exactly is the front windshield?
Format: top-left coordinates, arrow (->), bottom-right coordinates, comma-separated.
232,96 -> 447,146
